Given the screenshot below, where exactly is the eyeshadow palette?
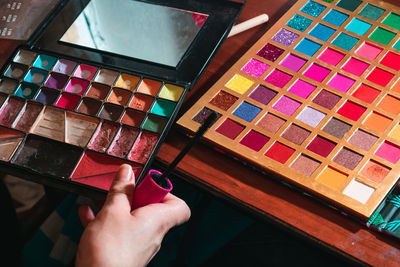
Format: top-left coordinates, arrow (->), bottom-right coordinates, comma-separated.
178,0 -> 400,219
0,0 -> 243,196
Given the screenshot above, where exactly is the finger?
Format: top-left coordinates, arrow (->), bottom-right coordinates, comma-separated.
160,194 -> 191,226
104,164 -> 135,209
78,205 -> 95,227
132,193 -> 191,231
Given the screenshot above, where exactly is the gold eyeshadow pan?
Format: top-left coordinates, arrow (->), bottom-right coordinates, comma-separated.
178,0 -> 400,219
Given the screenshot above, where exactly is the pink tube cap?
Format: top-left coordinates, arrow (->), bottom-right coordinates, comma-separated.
132,169 -> 172,209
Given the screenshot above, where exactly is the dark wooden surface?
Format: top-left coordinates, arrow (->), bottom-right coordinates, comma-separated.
1,0 -> 400,265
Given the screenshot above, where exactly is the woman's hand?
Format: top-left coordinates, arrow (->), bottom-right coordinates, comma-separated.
76,164 -> 191,267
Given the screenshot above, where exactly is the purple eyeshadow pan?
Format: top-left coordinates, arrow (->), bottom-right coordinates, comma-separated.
249,85 -> 277,105
280,54 -> 307,72
44,72 -> 69,90
272,28 -> 299,47
52,59 -> 77,75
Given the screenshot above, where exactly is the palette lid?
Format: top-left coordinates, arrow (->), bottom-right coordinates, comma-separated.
28,0 -> 244,87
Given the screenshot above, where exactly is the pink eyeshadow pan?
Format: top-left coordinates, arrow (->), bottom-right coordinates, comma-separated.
318,48 -> 345,66
74,64 -> 98,80
257,113 -> 286,133
239,130 -> 270,151
355,42 -> 383,60
375,141 -> 400,163
342,58 -> 370,76
303,64 -> 330,82
327,74 -> 355,93
279,54 -> 307,72
65,78 -> 90,95
291,154 -> 320,176
273,96 -> 301,116
241,58 -> 269,78
264,69 -> 292,88
288,79 -> 316,99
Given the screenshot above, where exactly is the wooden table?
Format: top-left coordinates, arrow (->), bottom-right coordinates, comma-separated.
1,0 -> 399,265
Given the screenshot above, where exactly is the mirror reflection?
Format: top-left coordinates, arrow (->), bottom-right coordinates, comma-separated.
60,0 -> 208,67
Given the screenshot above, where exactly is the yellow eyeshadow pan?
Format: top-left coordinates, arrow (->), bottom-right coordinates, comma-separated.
178,0 -> 400,219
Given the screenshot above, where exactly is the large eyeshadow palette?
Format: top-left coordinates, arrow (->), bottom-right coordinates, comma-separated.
0,0 -> 243,196
0,50 -> 183,191
178,0 -> 400,219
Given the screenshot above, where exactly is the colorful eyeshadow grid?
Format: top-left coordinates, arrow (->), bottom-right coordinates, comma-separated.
178,0 -> 400,219
0,49 -> 185,191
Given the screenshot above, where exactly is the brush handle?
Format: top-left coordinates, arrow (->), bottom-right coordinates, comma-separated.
132,169 -> 172,209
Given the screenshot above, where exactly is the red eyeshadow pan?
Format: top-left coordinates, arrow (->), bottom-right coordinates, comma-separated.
71,151 -> 142,191
380,51 -> 400,71
216,118 -> 244,139
352,84 -> 380,104
239,130 -> 270,151
337,101 -> 366,121
366,68 -> 394,87
306,136 -> 336,157
265,142 -> 294,164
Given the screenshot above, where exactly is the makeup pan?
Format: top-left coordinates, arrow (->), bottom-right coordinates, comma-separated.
0,0 -> 244,197
178,0 -> 400,219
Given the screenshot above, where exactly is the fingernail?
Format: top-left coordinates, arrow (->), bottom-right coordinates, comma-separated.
118,164 -> 132,181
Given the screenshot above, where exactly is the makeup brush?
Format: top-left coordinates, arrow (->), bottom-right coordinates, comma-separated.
132,111 -> 218,209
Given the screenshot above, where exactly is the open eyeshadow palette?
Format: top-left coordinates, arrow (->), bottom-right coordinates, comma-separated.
178,0 -> 400,219
0,0 -> 243,196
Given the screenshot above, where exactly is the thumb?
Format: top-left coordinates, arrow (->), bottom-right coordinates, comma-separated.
104,164 -> 135,211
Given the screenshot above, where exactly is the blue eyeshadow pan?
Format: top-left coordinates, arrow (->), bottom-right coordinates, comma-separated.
232,102 -> 262,122
295,38 -> 322,57
322,9 -> 349,27
309,24 -> 336,41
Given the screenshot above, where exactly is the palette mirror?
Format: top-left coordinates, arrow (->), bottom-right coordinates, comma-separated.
60,0 -> 208,67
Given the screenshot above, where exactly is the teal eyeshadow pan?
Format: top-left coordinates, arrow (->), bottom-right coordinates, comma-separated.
359,4 -> 385,21
23,68 -> 48,84
322,9 -> 349,27
32,54 -> 57,70
295,38 -> 322,57
332,33 -> 359,51
336,0 -> 362,12
309,24 -> 335,41
150,99 -> 176,117
345,18 -> 372,36
300,1 -> 326,17
286,14 -> 313,32
394,40 -> 400,51
14,83 -> 40,99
